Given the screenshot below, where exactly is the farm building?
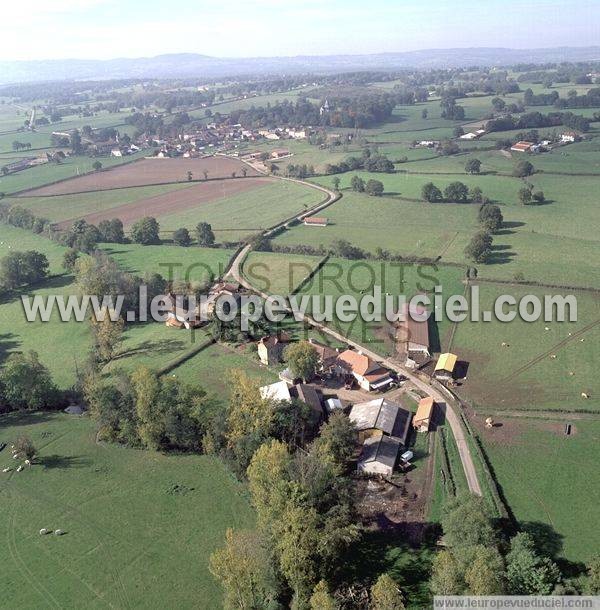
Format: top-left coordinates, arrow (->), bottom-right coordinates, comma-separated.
164,293 -> 201,329
325,397 -> 343,414
349,398 -> 412,446
434,353 -> 458,382
357,435 -> 401,477
308,338 -> 339,372
334,350 -> 394,392
510,141 -> 534,152
257,333 -> 290,366
260,380 -> 292,402
413,397 -> 435,432
271,149 -> 291,158
397,302 -> 430,366
561,131 -> 579,143
293,383 -> 324,427
303,216 -> 328,227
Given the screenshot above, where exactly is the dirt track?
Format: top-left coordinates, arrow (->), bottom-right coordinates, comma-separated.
26,156 -> 259,196
55,177 -> 272,228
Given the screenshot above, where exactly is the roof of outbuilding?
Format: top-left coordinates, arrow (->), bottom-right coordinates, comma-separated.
349,398 -> 412,445
359,435 -> 401,468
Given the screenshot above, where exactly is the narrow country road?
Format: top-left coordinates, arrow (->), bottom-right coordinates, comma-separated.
227,163 -> 483,496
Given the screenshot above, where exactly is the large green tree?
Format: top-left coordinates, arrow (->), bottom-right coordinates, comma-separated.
131,216 -> 160,245
209,528 -> 278,610
285,341 -> 319,382
370,573 -> 405,610
506,532 -> 560,595
196,221 -> 215,246
0,351 -> 57,410
0,250 -> 49,290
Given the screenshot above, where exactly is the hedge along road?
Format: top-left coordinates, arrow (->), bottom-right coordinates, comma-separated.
228,159 -> 483,496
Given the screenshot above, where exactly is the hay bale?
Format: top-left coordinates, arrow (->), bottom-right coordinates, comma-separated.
39,528 -> 51,535
54,529 -> 64,536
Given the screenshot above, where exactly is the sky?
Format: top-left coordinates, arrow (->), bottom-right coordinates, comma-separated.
2,0 -> 600,61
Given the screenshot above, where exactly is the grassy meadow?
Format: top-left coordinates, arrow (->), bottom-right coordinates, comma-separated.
0,412 -> 253,609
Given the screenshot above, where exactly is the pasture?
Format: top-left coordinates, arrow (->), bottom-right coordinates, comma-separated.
473,414 -> 600,563
0,412 -> 253,609
449,283 -> 600,413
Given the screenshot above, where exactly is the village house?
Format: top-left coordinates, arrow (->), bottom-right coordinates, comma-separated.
334,350 -> 394,392
397,302 -> 430,367
257,333 -> 290,366
433,352 -> 458,382
413,397 -> 435,432
510,141 -> 535,153
303,216 -> 328,227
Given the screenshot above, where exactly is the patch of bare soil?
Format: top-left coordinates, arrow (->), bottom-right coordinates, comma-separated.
26,156 -> 260,196
55,177 -> 271,228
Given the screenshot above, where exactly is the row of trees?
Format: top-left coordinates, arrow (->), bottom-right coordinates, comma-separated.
421,181 -> 489,204
349,175 -> 385,196
325,149 -> 396,175
486,110 -> 590,133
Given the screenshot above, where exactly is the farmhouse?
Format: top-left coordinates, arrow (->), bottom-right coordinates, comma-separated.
357,435 -> 401,477
349,398 -> 412,446
335,350 -> 394,392
397,302 -> 430,366
511,141 -> 535,152
257,333 -> 290,366
413,397 -> 435,432
303,216 -> 328,227
434,352 -> 458,382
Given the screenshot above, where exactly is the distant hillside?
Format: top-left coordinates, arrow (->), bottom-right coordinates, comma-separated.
2,47 -> 600,84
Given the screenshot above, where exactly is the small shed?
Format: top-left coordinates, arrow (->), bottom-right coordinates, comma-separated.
434,353 -> 458,382
325,397 -> 343,414
413,397 -> 435,432
303,216 -> 329,227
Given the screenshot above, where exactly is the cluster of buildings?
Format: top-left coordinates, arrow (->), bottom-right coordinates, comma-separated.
511,131 -> 582,153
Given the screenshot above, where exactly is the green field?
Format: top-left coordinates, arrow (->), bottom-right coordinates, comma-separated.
99,242 -> 234,286
477,415 -> 600,563
0,412 -> 253,609
243,250 -> 327,295
270,163 -> 600,287
450,283 -> 600,412
169,341 -> 277,395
